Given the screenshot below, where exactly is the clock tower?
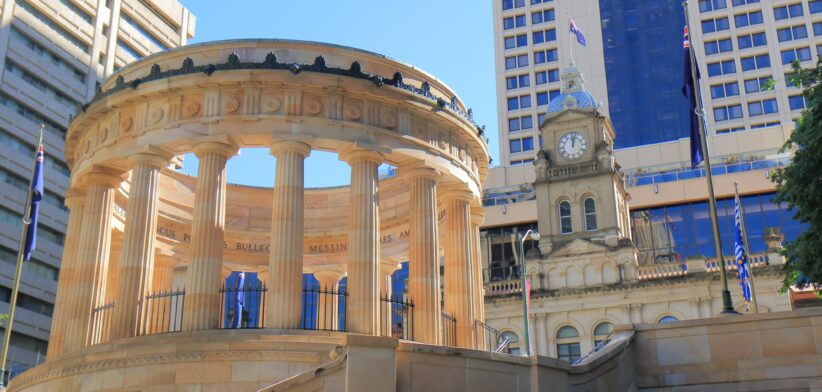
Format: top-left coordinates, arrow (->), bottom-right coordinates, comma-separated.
532,61 -> 634,258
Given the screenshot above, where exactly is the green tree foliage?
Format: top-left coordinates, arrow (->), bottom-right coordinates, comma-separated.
771,60 -> 822,290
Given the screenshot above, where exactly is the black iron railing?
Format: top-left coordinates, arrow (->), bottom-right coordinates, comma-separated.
219,282 -> 267,329
90,302 -> 114,345
441,312 -> 457,347
474,319 -> 504,352
300,285 -> 347,331
380,293 -> 414,340
141,288 -> 185,335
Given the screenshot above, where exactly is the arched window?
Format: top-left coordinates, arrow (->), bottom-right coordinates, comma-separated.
584,198 -> 597,231
498,331 -> 520,355
558,201 -> 572,234
658,315 -> 679,324
593,322 -> 613,347
556,325 -> 581,362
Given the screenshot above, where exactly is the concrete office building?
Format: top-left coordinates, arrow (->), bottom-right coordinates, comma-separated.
0,0 -> 193,375
493,0 -> 822,164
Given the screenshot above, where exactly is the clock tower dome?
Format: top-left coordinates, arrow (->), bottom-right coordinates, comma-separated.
533,60 -> 634,256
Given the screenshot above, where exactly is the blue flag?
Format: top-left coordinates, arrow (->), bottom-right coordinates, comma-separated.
569,18 -> 587,47
681,26 -> 704,169
734,196 -> 753,309
232,272 -> 246,328
23,144 -> 44,261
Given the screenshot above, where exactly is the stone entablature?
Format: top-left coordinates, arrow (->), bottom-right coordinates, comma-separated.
65,39 -> 488,194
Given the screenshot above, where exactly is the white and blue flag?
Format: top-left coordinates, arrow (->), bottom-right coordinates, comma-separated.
734,196 -> 753,309
569,18 -> 587,47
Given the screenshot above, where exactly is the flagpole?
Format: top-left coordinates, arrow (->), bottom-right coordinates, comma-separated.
567,13 -> 574,63
682,1 -> 737,314
0,125 -> 44,386
734,182 -> 759,313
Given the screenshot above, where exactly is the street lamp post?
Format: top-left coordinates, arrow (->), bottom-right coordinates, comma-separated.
518,229 -> 540,356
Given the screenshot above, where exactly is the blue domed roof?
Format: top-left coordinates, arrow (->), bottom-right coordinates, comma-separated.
546,90 -> 599,114
545,60 -> 601,115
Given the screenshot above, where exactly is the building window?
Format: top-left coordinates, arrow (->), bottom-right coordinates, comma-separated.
777,25 -> 808,42
508,116 -> 532,132
502,0 -> 525,10
536,91 -> 549,105
532,9 -> 555,24
774,3 -> 803,20
713,104 -> 743,121
781,47 -> 812,64
509,137 -> 533,153
734,10 -> 763,27
507,95 -> 531,110
732,0 -> 760,5
704,38 -> 733,55
710,82 -> 740,98
533,49 -> 558,64
532,28 -> 556,44
499,331 -> 520,355
503,14 -> 527,30
737,32 -> 767,49
789,95 -> 806,110
584,198 -> 597,231
658,315 -> 679,324
812,0 -> 822,14
740,53 -> 769,71
559,201 -> 572,234
593,322 -> 613,347
506,74 -> 530,90
707,60 -> 736,76
702,17 -> 730,34
743,76 -> 772,94
699,0 -> 727,12
748,99 -> 778,117
556,326 -> 581,362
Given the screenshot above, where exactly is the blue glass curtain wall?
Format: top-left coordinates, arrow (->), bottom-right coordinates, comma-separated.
630,193 -> 804,265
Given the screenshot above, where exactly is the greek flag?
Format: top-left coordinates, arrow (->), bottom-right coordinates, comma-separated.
734,196 -> 752,309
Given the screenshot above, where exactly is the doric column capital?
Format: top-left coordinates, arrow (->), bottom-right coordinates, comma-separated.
439,186 -> 475,203
127,151 -> 172,169
314,268 -> 345,287
399,164 -> 440,182
80,167 -> 125,188
339,146 -> 384,166
193,141 -> 238,159
270,140 -> 311,158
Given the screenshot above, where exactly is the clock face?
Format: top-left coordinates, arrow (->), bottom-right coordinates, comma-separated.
558,132 -> 588,160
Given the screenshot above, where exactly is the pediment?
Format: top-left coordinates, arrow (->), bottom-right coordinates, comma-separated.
550,238 -> 609,258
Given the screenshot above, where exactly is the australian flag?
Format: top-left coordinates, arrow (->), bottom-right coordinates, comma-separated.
23,144 -> 44,261
681,26 -> 704,169
734,196 -> 753,309
569,18 -> 587,47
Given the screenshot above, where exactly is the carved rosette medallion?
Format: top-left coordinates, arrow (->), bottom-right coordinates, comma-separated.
305,99 -> 322,115
150,108 -> 164,124
183,102 -> 200,117
262,97 -> 281,113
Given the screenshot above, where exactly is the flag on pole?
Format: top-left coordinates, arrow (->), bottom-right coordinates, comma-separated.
232,272 -> 246,328
22,143 -> 44,261
569,18 -> 587,47
681,26 -> 704,169
734,196 -> 753,310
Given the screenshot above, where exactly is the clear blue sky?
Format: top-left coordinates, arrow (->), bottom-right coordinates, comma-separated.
178,1 -> 498,188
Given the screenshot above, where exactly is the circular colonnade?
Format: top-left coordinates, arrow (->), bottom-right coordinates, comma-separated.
44,39 -> 491,367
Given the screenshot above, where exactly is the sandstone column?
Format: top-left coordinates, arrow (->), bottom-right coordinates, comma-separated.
340,148 -> 383,335
380,263 -> 397,336
314,269 -> 344,330
403,166 -> 441,344
441,189 -> 477,349
267,141 -> 310,329
47,190 -> 85,360
182,142 -> 235,331
471,206 -> 486,349
111,153 -> 168,339
63,170 -> 121,353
